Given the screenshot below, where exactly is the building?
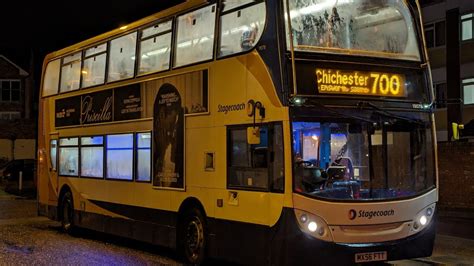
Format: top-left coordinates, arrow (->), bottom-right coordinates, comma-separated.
0,55 -> 36,165
421,0 -> 474,141
421,0 -> 474,212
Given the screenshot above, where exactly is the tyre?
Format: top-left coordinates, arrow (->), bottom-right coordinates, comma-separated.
60,191 -> 75,234
178,208 -> 207,264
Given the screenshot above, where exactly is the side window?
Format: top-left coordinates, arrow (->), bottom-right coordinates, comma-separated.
60,53 -> 81,93
139,20 -> 173,75
424,21 -> 445,48
221,0 -> 256,12
136,132 -> 151,182
106,134 -> 134,180
463,78 -> 474,105
228,124 -> 284,191
108,32 -> 138,82
82,43 -> 107,88
43,59 -> 61,97
219,2 -> 266,57
10,81 -> 20,102
81,136 -> 104,178
175,5 -> 217,67
461,13 -> 473,41
59,138 -> 79,176
424,24 -> 434,48
50,139 -> 58,171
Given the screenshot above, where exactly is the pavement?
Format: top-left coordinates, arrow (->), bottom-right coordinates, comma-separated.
437,208 -> 474,240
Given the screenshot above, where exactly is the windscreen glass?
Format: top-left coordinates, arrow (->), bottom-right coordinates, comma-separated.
292,110 -> 434,201
285,0 -> 421,61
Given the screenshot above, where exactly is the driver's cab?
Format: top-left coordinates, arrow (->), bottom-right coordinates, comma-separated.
293,122 -> 363,198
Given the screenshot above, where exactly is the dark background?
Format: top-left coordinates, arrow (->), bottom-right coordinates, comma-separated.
0,1 -> 183,81
0,0 -> 433,81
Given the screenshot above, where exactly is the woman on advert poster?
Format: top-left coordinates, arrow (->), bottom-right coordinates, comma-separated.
153,83 -> 184,188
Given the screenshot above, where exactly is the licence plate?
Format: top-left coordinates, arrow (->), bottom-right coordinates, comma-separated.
355,251 -> 387,263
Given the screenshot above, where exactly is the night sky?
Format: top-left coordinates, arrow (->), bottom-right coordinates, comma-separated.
0,1 -> 183,80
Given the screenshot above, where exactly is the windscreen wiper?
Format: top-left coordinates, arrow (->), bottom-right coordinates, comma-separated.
356,101 -> 426,126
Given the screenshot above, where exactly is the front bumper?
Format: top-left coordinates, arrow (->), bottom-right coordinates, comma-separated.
269,208 -> 436,265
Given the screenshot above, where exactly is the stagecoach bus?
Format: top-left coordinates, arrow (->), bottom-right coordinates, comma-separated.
37,0 -> 437,264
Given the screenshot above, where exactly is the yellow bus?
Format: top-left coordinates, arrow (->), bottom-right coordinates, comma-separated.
37,0 -> 438,264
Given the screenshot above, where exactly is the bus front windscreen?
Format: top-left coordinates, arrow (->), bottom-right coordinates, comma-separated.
285,0 -> 421,61
292,111 -> 435,201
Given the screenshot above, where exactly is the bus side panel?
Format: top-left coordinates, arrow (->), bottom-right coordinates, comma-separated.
73,200 -> 178,249
37,98 -> 60,220
207,217 -> 270,265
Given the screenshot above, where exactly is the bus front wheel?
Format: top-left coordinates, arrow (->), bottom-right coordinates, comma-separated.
60,191 -> 75,234
178,208 -> 207,264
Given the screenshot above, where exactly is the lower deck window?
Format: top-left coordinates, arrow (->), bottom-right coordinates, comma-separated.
136,132 -> 151,182
59,138 -> 79,176
106,134 -> 133,180
81,136 -> 104,178
50,140 -> 57,171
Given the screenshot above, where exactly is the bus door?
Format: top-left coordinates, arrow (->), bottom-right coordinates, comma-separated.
47,134 -> 59,203
216,123 -> 285,258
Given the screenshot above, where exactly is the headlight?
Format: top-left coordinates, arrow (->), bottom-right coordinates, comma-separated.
308,221 -> 318,232
294,209 -> 333,242
412,204 -> 435,232
419,215 -> 427,226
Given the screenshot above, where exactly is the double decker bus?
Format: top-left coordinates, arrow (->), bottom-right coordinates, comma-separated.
37,0 -> 437,264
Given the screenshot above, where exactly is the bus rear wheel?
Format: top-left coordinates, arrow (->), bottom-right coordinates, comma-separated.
60,191 -> 75,234
179,208 -> 207,264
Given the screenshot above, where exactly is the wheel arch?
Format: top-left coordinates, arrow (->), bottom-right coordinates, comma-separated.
178,197 -> 207,219
57,185 -> 72,221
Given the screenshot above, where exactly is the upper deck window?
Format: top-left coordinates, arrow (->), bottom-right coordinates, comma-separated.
42,59 -> 60,97
82,43 -> 107,88
219,2 -> 266,57
60,52 -> 81,92
108,32 -> 138,82
138,20 -> 173,75
222,0 -> 257,12
285,0 -> 421,61
175,5 -> 217,67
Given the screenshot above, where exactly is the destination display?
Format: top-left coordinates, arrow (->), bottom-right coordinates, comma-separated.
316,68 -> 406,97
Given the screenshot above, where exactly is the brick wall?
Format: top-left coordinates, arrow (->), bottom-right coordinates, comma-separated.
437,142 -> 474,210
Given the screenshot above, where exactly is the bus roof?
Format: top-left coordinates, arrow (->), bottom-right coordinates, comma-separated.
42,0 -> 207,63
